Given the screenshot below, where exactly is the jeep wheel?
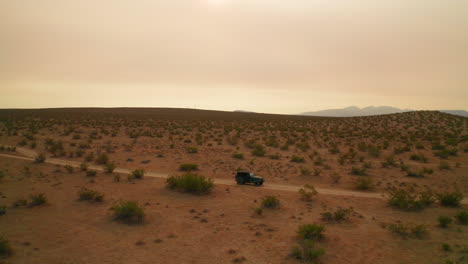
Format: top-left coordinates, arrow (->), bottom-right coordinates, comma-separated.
236,178 -> 244,185
255,181 -> 261,186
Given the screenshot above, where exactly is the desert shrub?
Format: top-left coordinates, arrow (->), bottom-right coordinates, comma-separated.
86,169 -> 97,177
437,191 -> 463,207
353,176 -> 373,190
132,169 -> 144,179
297,224 -> 325,240
441,243 -> 451,252
321,208 -> 353,222
387,223 -> 428,239
261,196 -> 280,209
290,240 -> 324,263
111,201 -> 144,224
0,206 -> 6,215
232,153 -> 244,159
179,163 -> 198,171
439,161 -> 451,170
300,167 -> 311,176
95,153 -> 109,165
351,167 -> 366,176
455,211 -> 468,225
0,235 -> 12,258
13,199 -> 27,207
80,163 -> 88,171
29,193 -> 47,207
251,145 -> 265,157
386,187 -> 435,211
331,173 -> 341,184
438,216 -> 452,228
78,188 -> 104,202
299,184 -> 318,201
104,162 -> 116,173
381,156 -> 397,168
35,153 -> 46,163
253,207 -> 263,216
166,173 -> 213,194
290,156 -> 305,163
64,165 -> 74,173
186,147 -> 198,154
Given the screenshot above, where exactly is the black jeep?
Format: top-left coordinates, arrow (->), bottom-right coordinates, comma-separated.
235,171 -> 264,186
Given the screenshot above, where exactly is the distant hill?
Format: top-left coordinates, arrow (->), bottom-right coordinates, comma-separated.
301,106 -> 468,117
301,106 -> 410,117
440,110 -> 468,117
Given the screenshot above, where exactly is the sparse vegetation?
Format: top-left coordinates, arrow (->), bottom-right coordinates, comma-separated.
321,208 -> 353,222
437,191 -> 463,207
86,169 -> 97,177
261,196 -> 280,209
386,187 -> 435,211
299,184 -> 318,201
0,235 -> 13,258
166,173 -> 213,194
131,169 -> 145,179
179,163 -> 198,171
297,223 -> 325,240
29,193 -> 47,207
78,188 -> 104,202
438,216 -> 452,228
35,153 -> 46,163
104,162 -> 116,173
111,200 -> 145,224
387,223 -> 429,239
455,211 -> 468,225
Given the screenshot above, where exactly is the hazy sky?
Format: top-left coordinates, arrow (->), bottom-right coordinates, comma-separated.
1,0 -> 467,113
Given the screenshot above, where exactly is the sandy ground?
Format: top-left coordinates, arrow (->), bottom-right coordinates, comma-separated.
0,109 -> 467,263
0,156 -> 467,264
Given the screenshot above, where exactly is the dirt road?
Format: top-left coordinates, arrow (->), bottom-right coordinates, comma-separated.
1,147 -> 466,204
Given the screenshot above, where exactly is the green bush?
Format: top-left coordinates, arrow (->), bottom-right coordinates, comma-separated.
261,196 -> 280,209
86,169 -> 97,177
166,173 -> 214,194
321,208 -> 353,222
299,185 -> 318,201
104,162 -> 116,173
297,223 -> 325,240
455,211 -> 468,225
132,169 -> 145,179
353,177 -> 373,190
439,161 -> 451,170
351,167 -> 366,176
387,223 -> 428,239
386,187 -> 435,211
0,206 -> 6,215
80,163 -> 88,171
95,153 -> 109,165
186,147 -> 198,154
35,153 -> 46,163
232,153 -> 244,159
78,188 -> 104,202
438,216 -> 452,228
29,193 -> 47,207
179,163 -> 198,171
290,156 -> 305,163
111,201 -> 144,224
64,165 -> 74,173
290,240 -> 324,262
0,235 -> 12,258
437,191 -> 463,207
251,146 -> 265,157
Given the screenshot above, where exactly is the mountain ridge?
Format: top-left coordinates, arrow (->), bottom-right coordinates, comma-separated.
301,106 -> 468,117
